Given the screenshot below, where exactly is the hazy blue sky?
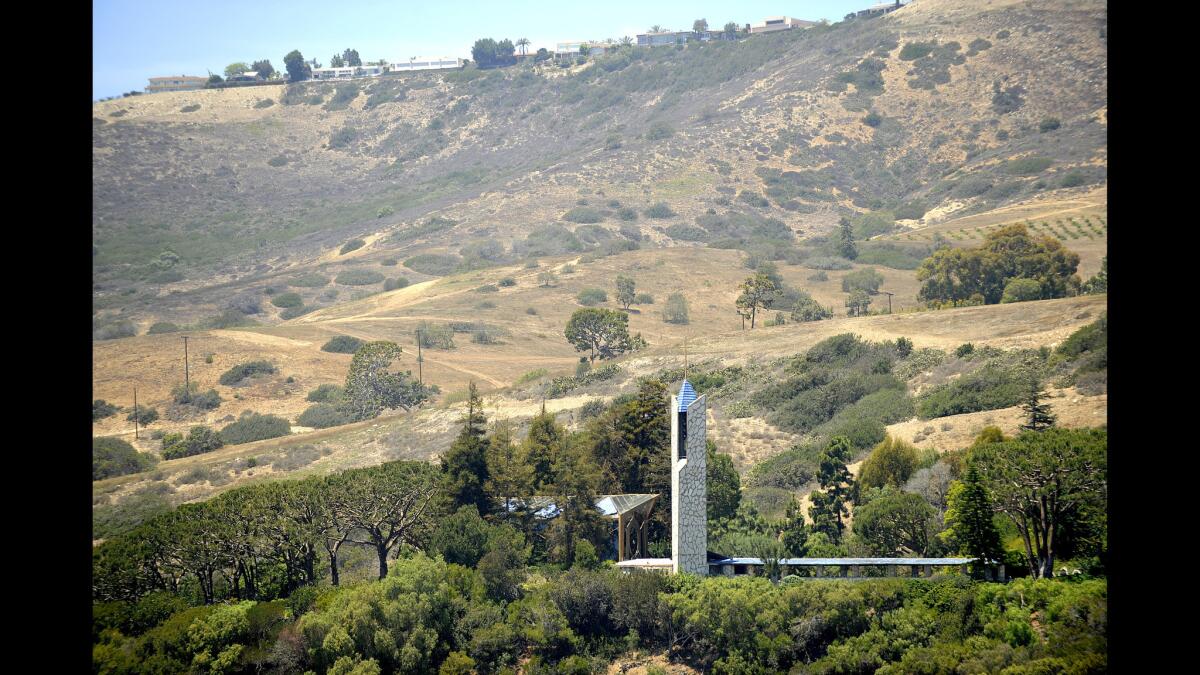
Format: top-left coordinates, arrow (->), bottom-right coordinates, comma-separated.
93,1 -> 876,100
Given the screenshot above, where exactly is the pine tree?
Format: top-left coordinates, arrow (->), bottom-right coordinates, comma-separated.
809,436 -> 854,542
1019,377 -> 1057,432
524,404 -> 563,490
441,382 -> 492,514
836,217 -> 858,260
485,420 -> 535,522
949,465 -> 1004,570
781,497 -> 808,556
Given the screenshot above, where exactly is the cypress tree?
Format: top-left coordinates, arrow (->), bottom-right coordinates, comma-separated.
951,465 -> 1005,570
524,403 -> 562,490
1019,377 -> 1057,432
836,217 -> 858,260
809,436 -> 854,542
441,382 -> 492,514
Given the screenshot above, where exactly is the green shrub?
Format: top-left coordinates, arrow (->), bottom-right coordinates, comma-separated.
271,292 -> 303,308
147,322 -> 181,334
307,383 -> 345,402
862,111 -> 883,127
171,383 -> 222,410
218,360 -> 276,385
644,202 -> 676,219
645,121 -> 674,140
899,42 -> 935,60
498,277 -> 516,287
841,268 -> 885,294
126,405 -> 159,425
806,256 -> 853,270
516,368 -> 549,385
328,126 -> 357,149
738,191 -> 770,208
297,403 -> 357,429
340,238 -> 366,254
381,258 -> 398,266
321,335 -> 365,353
384,276 -> 410,291
476,284 -> 499,293
95,321 -> 137,341
1060,171 -> 1087,188
1001,157 -> 1054,175
180,104 -> 200,113
280,305 -> 311,320
404,253 -> 462,276
1001,278 -> 1043,303
220,412 -> 291,445
335,269 -> 385,286
1038,117 -> 1061,133
417,322 -> 456,349
635,293 -> 654,304
94,437 -> 158,480
564,207 -> 604,223
577,288 -> 608,306
617,207 -> 639,221
254,98 -> 275,109
916,365 -> 1027,418
161,426 -> 225,460
93,399 -> 119,421
267,155 -> 289,167
289,273 -> 329,288
546,364 -> 621,398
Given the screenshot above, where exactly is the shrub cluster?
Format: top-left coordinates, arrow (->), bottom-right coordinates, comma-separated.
219,412 -> 291,445
161,426 -> 225,460
546,364 -> 621,398
93,437 -> 157,480
321,335 -> 364,353
334,269 -> 385,286
218,360 -> 277,385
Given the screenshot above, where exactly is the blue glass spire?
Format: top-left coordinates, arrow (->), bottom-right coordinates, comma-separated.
678,380 -> 697,412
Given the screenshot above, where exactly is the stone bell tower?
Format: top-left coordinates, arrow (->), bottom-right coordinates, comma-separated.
671,380 -> 708,575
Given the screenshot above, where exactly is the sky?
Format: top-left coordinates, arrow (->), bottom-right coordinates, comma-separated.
93,0 -> 876,100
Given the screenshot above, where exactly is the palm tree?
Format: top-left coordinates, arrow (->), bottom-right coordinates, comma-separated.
516,38 -> 530,56
619,36 -> 634,47
650,25 -> 666,33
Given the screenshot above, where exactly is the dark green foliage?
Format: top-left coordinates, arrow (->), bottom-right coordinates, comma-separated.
404,253 -> 464,275
161,426 -> 225,460
1038,118 -> 1061,133
576,288 -> 608,306
219,412 -> 291,445
790,291 -> 833,322
296,403 -> 356,429
917,225 -> 1079,306
94,437 -> 158,480
546,364 -> 621,398
643,202 -> 676,219
917,365 -> 1027,419
645,121 -> 674,140
289,273 -> 329,287
328,126 -> 357,149
499,276 -> 517,287
858,435 -> 921,490
835,217 -> 857,260
147,321 -> 180,334
384,276 -> 411,291
1018,379 -> 1057,432
662,292 -> 690,324
171,383 -> 222,410
563,207 -> 603,223
853,490 -> 938,555
339,238 -> 366,254
856,242 -> 932,270
899,42 -> 935,60
219,360 -> 276,385
738,191 -> 770,208
707,446 -> 741,523
862,111 -> 883,127
948,465 -> 1004,566
1001,157 -> 1054,175
955,343 -> 975,358
306,383 -> 345,403
343,341 -> 435,420
95,320 -> 138,340
417,322 -> 456,349
1001,278 -> 1043,303
280,305 -> 311,320
321,335 -> 364,353
441,383 -> 491,513
270,292 -> 303,308
179,104 -> 200,113
334,269 -> 385,286
126,405 -> 159,425
94,399 -> 119,421
842,267 -> 885,294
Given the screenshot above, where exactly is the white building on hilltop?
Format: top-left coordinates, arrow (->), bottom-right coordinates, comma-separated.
749,16 -> 816,34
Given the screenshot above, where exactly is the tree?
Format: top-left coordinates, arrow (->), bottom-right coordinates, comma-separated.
284,50 -> 309,82
619,36 -> 634,47
809,437 -> 854,542
970,428 -> 1107,578
853,491 -> 937,556
564,308 -> 635,364
846,289 -> 871,317
835,217 -> 857,260
207,73 -> 224,85
615,275 -> 636,310
1001,277 -> 1043,303
781,497 -> 808,556
842,268 -> 885,294
1081,256 -> 1107,294
707,444 -> 741,522
498,39 -> 516,64
944,465 -> 1004,569
524,406 -> 564,490
441,382 -> 492,514
224,62 -> 250,78
916,224 -> 1080,306
858,435 -> 920,489
662,292 -> 690,324
329,54 -> 345,68
429,505 -> 493,567
790,291 -> 833,322
486,421 -> 535,519
650,25 -> 665,33
546,440 -> 608,565
330,461 -> 442,579
516,38 -> 531,56
250,59 -> 275,79
693,19 -> 709,36
735,274 -> 781,329
342,49 -> 361,67
723,22 -> 739,39
1019,377 -> 1057,432
94,437 -> 158,480
538,270 -> 558,287
343,341 -> 433,421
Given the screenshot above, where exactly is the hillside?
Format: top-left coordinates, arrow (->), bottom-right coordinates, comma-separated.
93,0 -> 1107,542
93,0 -> 1106,329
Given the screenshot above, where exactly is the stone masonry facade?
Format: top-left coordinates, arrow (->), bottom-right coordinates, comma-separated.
671,394 -> 708,575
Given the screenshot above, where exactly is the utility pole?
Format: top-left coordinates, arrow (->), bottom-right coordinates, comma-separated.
879,290 -> 894,314
133,386 -> 139,440
415,328 -> 423,385
182,336 -> 190,401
